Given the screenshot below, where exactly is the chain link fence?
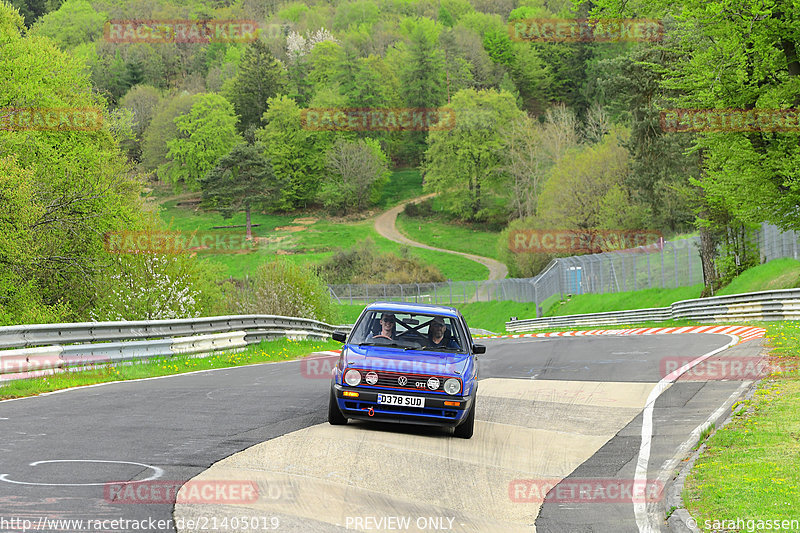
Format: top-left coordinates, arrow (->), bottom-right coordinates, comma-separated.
329,223 -> 800,315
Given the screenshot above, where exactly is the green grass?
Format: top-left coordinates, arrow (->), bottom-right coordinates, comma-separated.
0,338 -> 340,400
543,285 -> 704,316
684,321 -> 800,529
718,258 -> 800,295
158,199 -> 489,281
375,168 -> 424,209
395,212 -> 502,260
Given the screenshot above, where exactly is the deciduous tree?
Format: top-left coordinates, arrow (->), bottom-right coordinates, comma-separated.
162,93 -> 242,191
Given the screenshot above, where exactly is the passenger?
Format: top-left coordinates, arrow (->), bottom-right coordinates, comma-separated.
427,317 -> 459,349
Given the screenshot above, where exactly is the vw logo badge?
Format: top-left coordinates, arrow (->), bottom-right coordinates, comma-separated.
365,371 -> 378,385
397,375 -> 408,386
427,377 -> 440,390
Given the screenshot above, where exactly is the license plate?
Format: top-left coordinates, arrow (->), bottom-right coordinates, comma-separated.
376,394 -> 425,408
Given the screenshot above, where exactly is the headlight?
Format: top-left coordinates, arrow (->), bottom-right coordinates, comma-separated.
344,369 -> 362,386
444,378 -> 461,395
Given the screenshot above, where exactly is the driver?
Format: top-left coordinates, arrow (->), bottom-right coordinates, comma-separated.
427,317 -> 459,349
369,312 -> 396,340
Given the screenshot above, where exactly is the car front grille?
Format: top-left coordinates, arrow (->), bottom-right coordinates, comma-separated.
355,369 -> 459,393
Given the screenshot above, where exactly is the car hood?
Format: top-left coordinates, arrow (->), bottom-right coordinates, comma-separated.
344,345 -> 470,377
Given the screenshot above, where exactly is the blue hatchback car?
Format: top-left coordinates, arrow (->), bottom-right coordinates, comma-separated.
328,302 -> 484,439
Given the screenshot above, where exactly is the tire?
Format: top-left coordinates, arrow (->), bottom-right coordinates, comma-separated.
328,388 -> 348,425
453,398 -> 475,439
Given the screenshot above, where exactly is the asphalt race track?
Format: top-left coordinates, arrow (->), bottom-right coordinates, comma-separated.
0,331 -> 765,532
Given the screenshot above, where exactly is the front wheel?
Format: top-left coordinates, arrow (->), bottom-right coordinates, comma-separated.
453,398 -> 475,439
328,388 -> 348,425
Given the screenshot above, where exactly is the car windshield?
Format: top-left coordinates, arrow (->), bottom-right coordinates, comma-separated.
349,310 -> 466,353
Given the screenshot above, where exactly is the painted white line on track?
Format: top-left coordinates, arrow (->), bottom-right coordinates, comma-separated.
648,381 -> 751,528
0,459 -> 164,486
634,334 -> 738,533
0,357 -> 302,404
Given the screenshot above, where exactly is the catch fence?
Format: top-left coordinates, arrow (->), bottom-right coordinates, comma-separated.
328,223 -> 800,316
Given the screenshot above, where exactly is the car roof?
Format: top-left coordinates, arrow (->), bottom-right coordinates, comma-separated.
364,301 -> 461,319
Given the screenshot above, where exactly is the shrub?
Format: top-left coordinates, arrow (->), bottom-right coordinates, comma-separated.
402,198 -> 435,218
90,253 -> 226,321
318,239 -> 446,284
225,259 -> 340,324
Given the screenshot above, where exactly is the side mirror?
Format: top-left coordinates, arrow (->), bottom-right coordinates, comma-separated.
331,331 -> 347,343
473,344 -> 486,354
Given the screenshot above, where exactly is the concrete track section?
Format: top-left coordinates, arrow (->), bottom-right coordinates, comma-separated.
175,379 -> 661,532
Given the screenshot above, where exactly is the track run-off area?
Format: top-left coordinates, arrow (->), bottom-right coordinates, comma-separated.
0,326 -> 766,532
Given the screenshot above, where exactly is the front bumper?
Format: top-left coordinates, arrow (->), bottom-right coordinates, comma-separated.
333,383 -> 475,427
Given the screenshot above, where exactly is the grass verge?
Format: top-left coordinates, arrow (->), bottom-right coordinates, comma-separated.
683,321 -> 800,530
0,338 -> 341,400
544,285 -> 704,316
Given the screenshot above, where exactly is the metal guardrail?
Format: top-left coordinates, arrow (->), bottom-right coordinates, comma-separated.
0,315 -> 342,350
506,288 -> 800,331
506,307 -> 671,332
0,315 -> 349,383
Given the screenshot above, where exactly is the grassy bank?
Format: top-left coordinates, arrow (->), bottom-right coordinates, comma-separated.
395,212 -> 502,260
683,321 -> 800,530
0,338 -> 340,400
718,258 -> 800,295
544,285 -> 704,317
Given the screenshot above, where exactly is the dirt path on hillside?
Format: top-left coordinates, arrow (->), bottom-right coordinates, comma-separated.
374,194 -> 508,281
